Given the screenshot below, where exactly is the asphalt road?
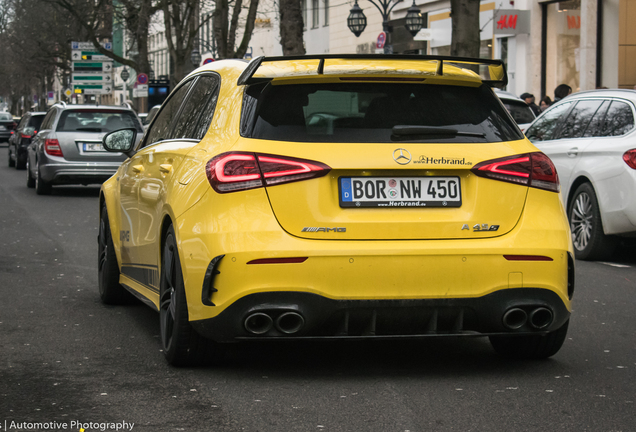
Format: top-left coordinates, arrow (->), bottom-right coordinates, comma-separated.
1,145 -> 635,432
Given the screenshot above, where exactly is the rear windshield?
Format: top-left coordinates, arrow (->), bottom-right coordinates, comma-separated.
0,113 -> 13,121
501,100 -> 536,124
28,115 -> 45,129
56,110 -> 142,132
241,83 -> 523,143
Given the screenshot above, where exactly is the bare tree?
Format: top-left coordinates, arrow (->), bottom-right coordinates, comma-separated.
212,0 -> 260,60
278,0 -> 304,55
450,0 -> 480,58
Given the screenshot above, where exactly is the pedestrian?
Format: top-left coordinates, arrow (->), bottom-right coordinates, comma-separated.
540,96 -> 552,111
520,93 -> 541,116
554,84 -> 572,102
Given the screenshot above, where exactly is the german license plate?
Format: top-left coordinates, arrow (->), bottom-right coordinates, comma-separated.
83,143 -> 105,152
339,177 -> 461,208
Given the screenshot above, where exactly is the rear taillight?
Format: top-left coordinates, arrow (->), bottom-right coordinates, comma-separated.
44,139 -> 64,157
206,152 -> 331,193
471,152 -> 559,192
624,149 -> 636,169
21,133 -> 32,139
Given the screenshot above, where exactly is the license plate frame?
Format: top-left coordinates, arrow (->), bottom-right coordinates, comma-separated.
339,176 -> 462,208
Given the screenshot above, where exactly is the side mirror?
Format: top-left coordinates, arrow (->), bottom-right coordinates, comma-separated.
103,128 -> 137,156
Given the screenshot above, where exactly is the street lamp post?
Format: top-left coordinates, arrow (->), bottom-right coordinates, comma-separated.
347,0 -> 423,54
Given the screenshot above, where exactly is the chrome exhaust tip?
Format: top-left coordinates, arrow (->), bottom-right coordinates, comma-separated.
244,312 -> 273,335
503,308 -> 528,330
529,307 -> 553,329
275,312 -> 305,334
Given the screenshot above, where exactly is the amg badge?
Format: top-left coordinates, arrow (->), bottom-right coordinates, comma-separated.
302,227 -> 346,233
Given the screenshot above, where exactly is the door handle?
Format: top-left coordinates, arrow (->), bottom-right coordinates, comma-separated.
159,164 -> 173,174
567,148 -> 579,157
132,165 -> 144,173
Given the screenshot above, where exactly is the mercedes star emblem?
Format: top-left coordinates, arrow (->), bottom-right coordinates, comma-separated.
393,148 -> 412,165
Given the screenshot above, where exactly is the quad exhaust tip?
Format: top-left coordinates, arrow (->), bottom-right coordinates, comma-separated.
529,307 -> 553,329
275,312 -> 305,334
502,308 -> 528,330
244,312 -> 273,335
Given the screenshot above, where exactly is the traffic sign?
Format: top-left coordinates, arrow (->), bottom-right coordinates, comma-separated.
71,41 -> 112,50
72,50 -> 112,61
203,58 -> 215,64
72,84 -> 112,95
64,89 -> 72,97
72,62 -> 113,73
376,32 -> 386,49
72,73 -> 112,84
137,73 -> 149,85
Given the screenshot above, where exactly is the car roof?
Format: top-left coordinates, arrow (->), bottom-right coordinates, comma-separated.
494,89 -> 525,102
53,104 -> 135,111
557,89 -> 636,101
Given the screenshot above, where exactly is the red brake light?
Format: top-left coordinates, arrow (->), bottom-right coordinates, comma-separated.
471,152 -> 559,192
206,152 -> 331,193
45,139 -> 64,157
624,149 -> 636,169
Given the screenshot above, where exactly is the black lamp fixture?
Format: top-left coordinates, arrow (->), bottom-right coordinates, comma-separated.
347,0 -> 367,37
405,0 -> 424,36
149,69 -> 155,80
347,0 -> 424,50
190,47 -> 202,67
120,68 -> 130,81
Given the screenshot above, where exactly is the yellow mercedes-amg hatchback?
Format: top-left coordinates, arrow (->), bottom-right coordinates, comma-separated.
99,55 -> 574,366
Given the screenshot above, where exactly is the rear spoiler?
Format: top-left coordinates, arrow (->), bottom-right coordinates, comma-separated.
237,54 -> 508,89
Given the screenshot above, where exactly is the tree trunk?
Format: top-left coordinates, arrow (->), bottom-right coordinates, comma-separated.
450,0 -> 480,58
279,0 -> 305,56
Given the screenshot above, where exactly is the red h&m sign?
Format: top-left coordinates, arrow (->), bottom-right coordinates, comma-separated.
493,9 -> 530,35
497,14 -> 518,30
567,15 -> 581,30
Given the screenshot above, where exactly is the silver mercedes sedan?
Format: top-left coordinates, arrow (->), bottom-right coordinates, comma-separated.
26,103 -> 143,195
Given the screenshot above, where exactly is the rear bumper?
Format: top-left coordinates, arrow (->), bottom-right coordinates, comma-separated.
192,288 -> 571,342
40,162 -> 120,185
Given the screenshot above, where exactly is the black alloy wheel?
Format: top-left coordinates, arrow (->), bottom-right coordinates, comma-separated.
26,159 -> 35,188
489,319 -> 569,359
98,202 -> 132,304
160,225 -> 222,366
34,161 -> 52,195
568,183 -> 616,260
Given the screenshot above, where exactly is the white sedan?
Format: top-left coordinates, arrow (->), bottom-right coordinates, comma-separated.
526,89 -> 636,260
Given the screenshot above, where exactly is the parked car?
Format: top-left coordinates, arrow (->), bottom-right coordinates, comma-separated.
26,103 -> 143,195
525,89 -> 636,260
98,56 -> 573,366
0,112 -> 17,143
8,112 -> 46,169
494,89 -> 536,131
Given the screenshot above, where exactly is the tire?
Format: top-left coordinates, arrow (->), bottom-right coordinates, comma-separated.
489,319 -> 569,359
568,183 -> 616,261
98,202 -> 132,305
16,153 -> 27,170
35,162 -> 52,195
160,226 -> 222,366
8,147 -> 15,167
26,159 -> 35,188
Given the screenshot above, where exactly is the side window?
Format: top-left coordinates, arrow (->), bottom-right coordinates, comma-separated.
526,102 -> 572,142
143,80 -> 193,147
557,100 -> 604,139
40,110 -> 56,130
601,101 -> 635,137
193,84 -> 220,140
17,116 -> 28,130
582,101 -> 609,137
170,75 -> 220,140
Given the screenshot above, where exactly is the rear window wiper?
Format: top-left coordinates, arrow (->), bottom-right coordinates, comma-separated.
392,125 -> 486,138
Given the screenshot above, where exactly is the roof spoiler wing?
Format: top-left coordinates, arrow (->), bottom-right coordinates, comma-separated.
236,54 -> 508,89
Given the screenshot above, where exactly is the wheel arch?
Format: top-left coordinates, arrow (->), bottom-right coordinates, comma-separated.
566,175 -> 593,214
99,180 -> 123,268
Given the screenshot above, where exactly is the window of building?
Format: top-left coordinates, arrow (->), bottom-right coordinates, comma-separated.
312,0 -> 319,28
302,0 -> 307,30
324,0 -> 329,26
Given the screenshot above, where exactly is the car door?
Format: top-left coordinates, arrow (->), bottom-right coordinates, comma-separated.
117,78 -> 195,293
538,99 -> 607,194
135,74 -> 221,280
